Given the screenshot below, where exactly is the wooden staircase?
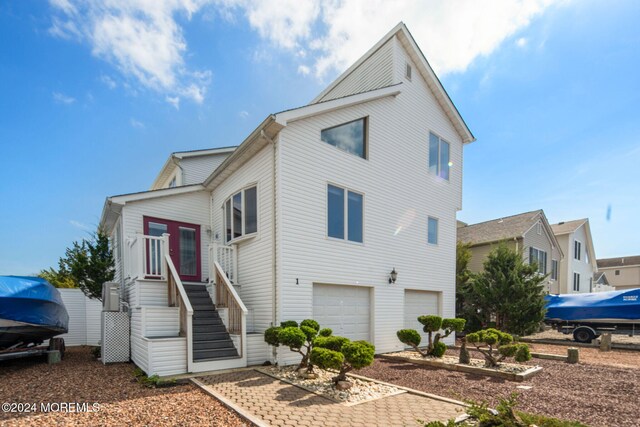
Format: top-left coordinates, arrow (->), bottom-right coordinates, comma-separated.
183,284 -> 239,361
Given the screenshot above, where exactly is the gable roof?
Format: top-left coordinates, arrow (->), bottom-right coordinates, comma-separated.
551,218 -> 588,235
593,272 -> 610,286
311,22 -> 474,144
457,210 -> 562,258
597,256 -> 640,268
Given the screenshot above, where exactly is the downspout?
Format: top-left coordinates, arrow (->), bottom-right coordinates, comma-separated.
261,129 -> 278,364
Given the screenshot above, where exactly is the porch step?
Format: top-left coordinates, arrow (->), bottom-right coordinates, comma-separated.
193,310 -> 220,320
193,339 -> 237,351
193,347 -> 239,361
193,324 -> 227,334
189,297 -> 214,306
193,317 -> 223,326
192,331 -> 230,341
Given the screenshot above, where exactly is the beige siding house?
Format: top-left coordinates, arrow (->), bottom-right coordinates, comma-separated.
457,210 -> 563,294
597,256 -> 640,290
550,219 -> 598,294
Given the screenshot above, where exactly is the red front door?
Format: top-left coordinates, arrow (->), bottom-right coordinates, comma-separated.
143,216 -> 201,282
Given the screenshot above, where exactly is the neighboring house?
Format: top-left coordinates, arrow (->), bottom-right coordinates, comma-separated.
150,146 -> 236,190
592,272 -> 614,292
457,210 -> 563,294
597,256 -> 640,291
550,219 -> 598,294
99,22 -> 475,376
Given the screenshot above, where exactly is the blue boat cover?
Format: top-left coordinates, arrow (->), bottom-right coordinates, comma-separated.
545,288 -> 640,322
0,276 -> 69,331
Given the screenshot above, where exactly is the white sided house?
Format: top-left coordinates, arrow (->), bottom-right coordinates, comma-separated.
99,23 -> 475,376
550,219 -> 598,294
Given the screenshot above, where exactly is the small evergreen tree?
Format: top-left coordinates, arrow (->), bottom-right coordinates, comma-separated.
461,244 -> 546,336
264,320 -> 326,371
311,336 -> 375,383
63,228 -> 114,300
397,316 -> 465,358
466,328 -> 531,367
455,241 -> 473,317
38,265 -> 77,288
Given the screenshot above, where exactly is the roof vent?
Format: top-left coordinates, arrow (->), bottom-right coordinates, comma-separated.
558,221 -> 565,225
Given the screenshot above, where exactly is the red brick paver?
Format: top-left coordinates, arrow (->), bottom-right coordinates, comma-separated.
195,370 -> 464,427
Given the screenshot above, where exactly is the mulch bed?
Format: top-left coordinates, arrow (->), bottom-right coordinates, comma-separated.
0,346 -> 247,426
359,346 -> 640,427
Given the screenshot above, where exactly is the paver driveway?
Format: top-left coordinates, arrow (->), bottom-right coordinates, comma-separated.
194,369 -> 464,427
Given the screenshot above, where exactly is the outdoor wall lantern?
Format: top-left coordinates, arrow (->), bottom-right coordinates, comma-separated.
388,267 -> 398,284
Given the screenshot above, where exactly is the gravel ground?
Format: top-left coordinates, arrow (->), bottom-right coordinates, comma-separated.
525,329 -> 640,345
0,347 -> 248,426
528,342 -> 640,369
359,346 -> 640,427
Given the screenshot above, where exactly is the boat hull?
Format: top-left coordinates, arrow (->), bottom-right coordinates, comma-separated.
0,276 -> 69,349
545,288 -> 640,323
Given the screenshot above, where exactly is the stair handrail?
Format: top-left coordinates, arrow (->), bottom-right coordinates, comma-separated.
165,254 -> 194,371
213,260 -> 248,314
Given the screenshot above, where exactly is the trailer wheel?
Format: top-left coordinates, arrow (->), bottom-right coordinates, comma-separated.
573,327 -> 595,343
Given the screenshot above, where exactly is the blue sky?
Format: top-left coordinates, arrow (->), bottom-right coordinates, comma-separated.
0,1 -> 638,275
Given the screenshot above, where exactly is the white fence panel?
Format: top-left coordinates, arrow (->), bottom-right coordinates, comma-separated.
57,289 -> 103,346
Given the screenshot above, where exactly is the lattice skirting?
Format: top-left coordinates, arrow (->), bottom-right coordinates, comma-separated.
101,311 -> 130,364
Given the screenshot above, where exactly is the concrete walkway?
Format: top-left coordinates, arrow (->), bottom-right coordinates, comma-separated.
193,369 -> 465,427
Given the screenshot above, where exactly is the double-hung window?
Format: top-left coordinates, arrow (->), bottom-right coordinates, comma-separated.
574,240 -> 581,260
529,247 -> 547,275
429,132 -> 450,180
224,186 -> 258,243
327,184 -> 363,243
573,272 -> 580,292
321,118 -> 367,159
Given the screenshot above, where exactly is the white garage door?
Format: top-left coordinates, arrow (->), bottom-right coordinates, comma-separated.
404,290 -> 439,345
313,284 -> 370,341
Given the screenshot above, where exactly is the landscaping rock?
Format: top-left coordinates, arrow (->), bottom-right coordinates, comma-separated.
336,381 -> 352,391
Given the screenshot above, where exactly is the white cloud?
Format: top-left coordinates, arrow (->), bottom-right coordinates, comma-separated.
52,91 -> 76,104
230,0 -> 564,78
130,118 -> 145,128
166,95 -> 180,109
238,110 -> 249,119
69,219 -> 92,231
99,74 -> 117,89
49,0 -> 212,103
516,37 -> 528,47
297,65 -> 311,76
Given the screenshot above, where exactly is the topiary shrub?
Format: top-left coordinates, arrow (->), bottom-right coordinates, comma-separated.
466,328 -> 531,367
398,316 -> 465,357
312,336 -> 375,384
263,319 -> 326,371
318,328 -> 332,337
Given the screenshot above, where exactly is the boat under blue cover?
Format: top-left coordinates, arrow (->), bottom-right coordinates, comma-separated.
545,288 -> 640,323
0,276 -> 69,349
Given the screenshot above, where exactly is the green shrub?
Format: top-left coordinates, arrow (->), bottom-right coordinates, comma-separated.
278,327 -> 306,350
310,347 -> 344,371
430,341 -> 447,357
300,319 -> 320,332
318,328 -> 332,337
313,335 -> 348,352
314,335 -> 375,383
397,329 -> 421,348
264,326 -> 281,347
418,315 -> 442,332
280,320 -> 298,328
441,318 -> 466,333
466,328 -> 529,367
263,319 -> 330,371
342,341 -> 375,370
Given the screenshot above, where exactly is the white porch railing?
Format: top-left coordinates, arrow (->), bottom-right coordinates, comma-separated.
213,260 -> 247,358
209,243 -> 237,284
127,233 -> 169,280
165,254 -> 194,372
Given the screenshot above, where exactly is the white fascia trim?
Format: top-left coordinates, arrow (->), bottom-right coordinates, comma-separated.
108,184 -> 205,205
174,147 -> 237,159
276,85 -> 402,126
